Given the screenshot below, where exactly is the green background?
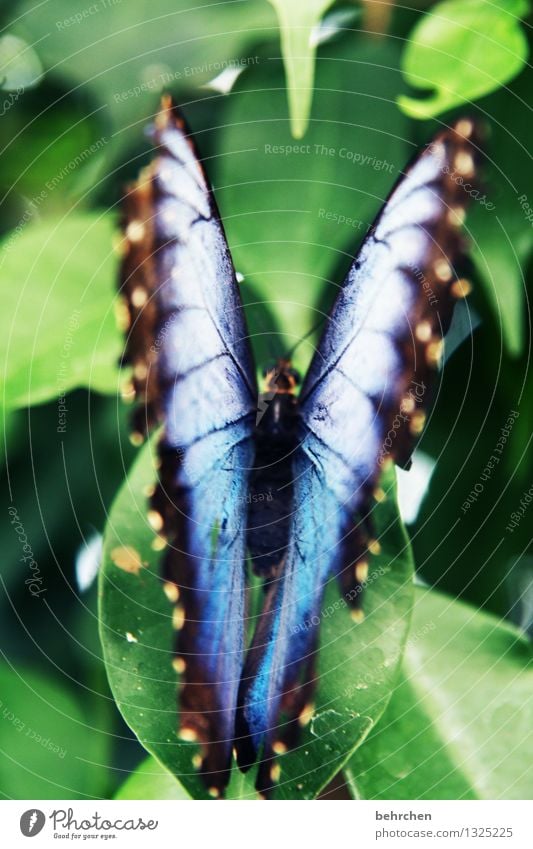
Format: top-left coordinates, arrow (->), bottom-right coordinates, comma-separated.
0,0 -> 531,800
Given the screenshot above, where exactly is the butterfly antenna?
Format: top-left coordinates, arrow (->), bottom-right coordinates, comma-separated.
286,317 -> 325,361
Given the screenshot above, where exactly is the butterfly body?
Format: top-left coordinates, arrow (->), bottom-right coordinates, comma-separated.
248,360 -> 300,576
118,97 -> 480,797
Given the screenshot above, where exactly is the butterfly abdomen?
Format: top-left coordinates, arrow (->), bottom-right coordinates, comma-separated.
247,388 -> 300,576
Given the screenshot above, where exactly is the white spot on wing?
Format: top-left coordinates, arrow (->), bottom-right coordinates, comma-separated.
376,188 -> 442,240
156,156 -> 210,223
380,227 -> 432,268
164,358 -> 248,447
158,126 -> 206,191
346,332 -> 401,397
389,145 -> 445,211
361,269 -> 415,335
161,309 -> 226,376
307,378 -> 380,472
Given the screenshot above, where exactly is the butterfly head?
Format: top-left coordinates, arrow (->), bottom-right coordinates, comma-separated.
262,358 -> 300,395
256,359 -> 300,435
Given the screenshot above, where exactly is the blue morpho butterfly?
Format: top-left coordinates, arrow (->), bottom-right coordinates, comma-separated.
118,96 -> 479,797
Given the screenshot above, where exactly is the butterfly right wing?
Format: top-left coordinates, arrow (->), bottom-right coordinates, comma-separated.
235,119 -> 480,794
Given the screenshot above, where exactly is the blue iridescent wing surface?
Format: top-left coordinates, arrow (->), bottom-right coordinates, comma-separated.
236,119 -> 480,793
119,97 -> 257,794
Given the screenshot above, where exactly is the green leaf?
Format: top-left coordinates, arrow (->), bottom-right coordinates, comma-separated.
0,34 -> 42,91
398,0 -> 530,120
115,756 -> 190,800
0,663 -> 110,799
213,35 -> 410,370
99,441 -> 414,799
0,213 -> 121,409
268,0 -> 335,138
346,588 -> 533,799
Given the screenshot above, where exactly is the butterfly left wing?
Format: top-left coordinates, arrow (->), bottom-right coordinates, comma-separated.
235,119 -> 480,794
119,97 -> 257,796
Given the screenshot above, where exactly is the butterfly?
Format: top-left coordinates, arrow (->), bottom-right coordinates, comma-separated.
118,95 -> 479,797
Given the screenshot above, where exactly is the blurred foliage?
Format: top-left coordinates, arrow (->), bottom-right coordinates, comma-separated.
0,0 -> 531,801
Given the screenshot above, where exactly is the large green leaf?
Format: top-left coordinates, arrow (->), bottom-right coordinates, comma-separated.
0,213 -> 121,408
346,588 -> 533,799
0,663 -> 110,799
213,35 -> 410,372
399,0 -> 530,119
99,442 -> 414,799
268,0 -> 335,138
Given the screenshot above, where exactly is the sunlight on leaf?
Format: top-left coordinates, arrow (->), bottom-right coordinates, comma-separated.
268,0 -> 336,138
398,0 -> 530,119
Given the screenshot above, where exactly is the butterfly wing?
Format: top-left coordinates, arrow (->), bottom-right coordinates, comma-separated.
119,97 -> 257,795
235,119 -> 480,793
